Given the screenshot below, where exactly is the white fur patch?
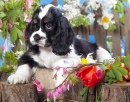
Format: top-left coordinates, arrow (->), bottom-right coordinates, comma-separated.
39,4 -> 55,19
96,46 -> 112,62
30,28 -> 47,46
7,64 -> 34,84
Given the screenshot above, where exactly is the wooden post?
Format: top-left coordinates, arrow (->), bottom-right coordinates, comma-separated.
0,70 -> 10,81
94,9 -> 107,49
101,83 -> 130,102
0,82 -> 38,102
124,5 -> 130,55
111,11 -> 121,57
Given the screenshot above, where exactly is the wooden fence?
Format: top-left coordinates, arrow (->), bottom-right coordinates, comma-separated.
51,0 -> 130,57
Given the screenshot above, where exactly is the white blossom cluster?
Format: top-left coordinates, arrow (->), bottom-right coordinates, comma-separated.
57,0 -> 119,30
57,0 -> 81,21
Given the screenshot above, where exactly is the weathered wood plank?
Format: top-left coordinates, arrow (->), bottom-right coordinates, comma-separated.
0,82 -> 38,102
93,10 -> 107,49
51,0 -> 58,6
111,11 -> 121,57
124,5 -> 130,55
82,26 -> 89,40
101,83 -> 130,102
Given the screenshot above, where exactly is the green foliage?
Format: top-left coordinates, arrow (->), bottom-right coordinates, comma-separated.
96,93 -> 102,102
99,64 -> 108,71
0,63 -> 13,73
119,13 -> 124,25
124,54 -> 130,68
112,1 -> 124,13
67,74 -> 79,85
0,47 -> 2,61
111,60 -> 128,81
0,51 -> 18,73
70,15 -> 91,27
108,23 -> 117,31
80,87 -> 88,102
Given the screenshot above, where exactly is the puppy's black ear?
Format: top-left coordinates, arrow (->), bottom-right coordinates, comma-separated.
25,21 -> 37,49
52,16 -> 74,55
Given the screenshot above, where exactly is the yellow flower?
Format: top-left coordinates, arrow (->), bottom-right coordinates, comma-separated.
102,16 -> 109,23
81,58 -> 87,64
122,56 -> 126,58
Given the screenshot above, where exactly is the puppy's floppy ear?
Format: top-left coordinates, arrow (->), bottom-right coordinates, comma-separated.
25,21 -> 37,49
52,16 -> 74,55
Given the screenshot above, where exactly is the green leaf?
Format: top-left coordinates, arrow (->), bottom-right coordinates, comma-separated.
111,60 -> 121,66
17,28 -> 25,43
0,63 -> 13,73
99,64 -> 108,71
0,47 -> 2,61
10,26 -> 18,43
108,23 -> 117,31
0,12 -> 6,18
124,54 -> 130,68
111,66 -> 123,81
7,9 -> 18,22
97,93 -> 102,101
116,67 -> 128,76
122,0 -> 128,2
80,87 -> 88,102
112,1 -> 124,13
106,70 -> 115,78
119,14 -> 124,23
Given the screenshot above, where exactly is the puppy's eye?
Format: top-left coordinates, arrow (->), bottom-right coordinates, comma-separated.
45,23 -> 52,29
33,20 -> 37,24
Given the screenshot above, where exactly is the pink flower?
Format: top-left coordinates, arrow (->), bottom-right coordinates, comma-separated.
26,19 -> 31,23
62,68 -> 68,76
37,84 -> 44,92
0,19 -> 2,28
47,92 -> 51,99
55,66 -> 60,70
3,8 -> 6,12
0,46 -> 5,51
68,81 -> 73,86
8,23 -> 12,29
26,0 -> 33,10
73,71 -> 77,75
32,77 -> 39,85
23,29 -> 27,41
57,87 -> 62,94
60,85 -> 66,92
23,13 -> 31,23
110,60 -> 115,65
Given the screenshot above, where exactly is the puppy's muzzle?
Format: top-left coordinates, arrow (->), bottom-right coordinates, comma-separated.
33,34 -> 46,42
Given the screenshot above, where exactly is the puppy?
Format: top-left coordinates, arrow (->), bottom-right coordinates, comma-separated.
7,4 -> 112,86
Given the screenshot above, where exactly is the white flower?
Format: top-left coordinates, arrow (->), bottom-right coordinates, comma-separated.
97,11 -> 115,29
86,53 -> 96,63
87,0 -> 101,11
15,51 -> 24,59
87,13 -> 95,23
57,5 -> 63,9
104,0 -> 117,9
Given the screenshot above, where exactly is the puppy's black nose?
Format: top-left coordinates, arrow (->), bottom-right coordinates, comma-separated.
33,34 -> 41,41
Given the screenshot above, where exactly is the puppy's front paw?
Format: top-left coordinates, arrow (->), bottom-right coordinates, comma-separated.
7,74 -> 29,84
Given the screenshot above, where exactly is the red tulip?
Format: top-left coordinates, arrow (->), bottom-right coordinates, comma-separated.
78,66 -> 104,87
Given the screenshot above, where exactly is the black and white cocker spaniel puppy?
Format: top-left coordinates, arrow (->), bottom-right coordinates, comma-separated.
7,4 -> 112,86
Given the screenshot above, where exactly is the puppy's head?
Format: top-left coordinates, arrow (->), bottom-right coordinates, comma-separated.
25,4 -> 74,55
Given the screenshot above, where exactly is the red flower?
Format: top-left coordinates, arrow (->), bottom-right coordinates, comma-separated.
78,66 -> 104,87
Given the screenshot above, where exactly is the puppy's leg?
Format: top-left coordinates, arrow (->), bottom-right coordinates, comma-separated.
7,64 -> 36,84
53,58 -> 80,87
